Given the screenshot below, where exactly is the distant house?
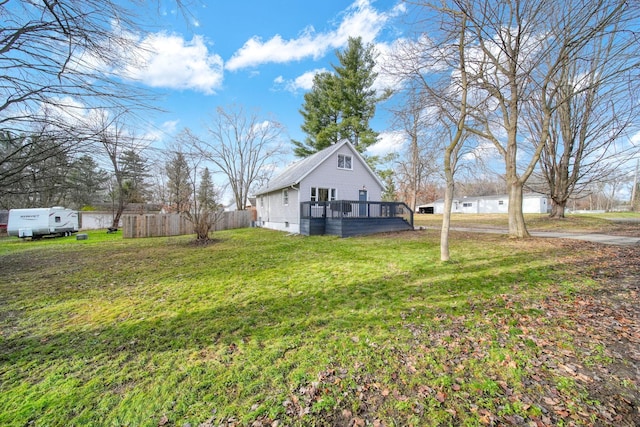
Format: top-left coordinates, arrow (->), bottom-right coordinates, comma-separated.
417,194 -> 549,214
255,140 -> 413,237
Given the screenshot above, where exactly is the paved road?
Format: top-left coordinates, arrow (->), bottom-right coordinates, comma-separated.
528,230 -> 640,246
421,227 -> 640,246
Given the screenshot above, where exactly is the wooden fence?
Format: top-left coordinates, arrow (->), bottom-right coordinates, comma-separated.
122,211 -> 252,238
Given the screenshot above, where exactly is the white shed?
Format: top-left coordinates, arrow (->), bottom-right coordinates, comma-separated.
418,194 -> 549,214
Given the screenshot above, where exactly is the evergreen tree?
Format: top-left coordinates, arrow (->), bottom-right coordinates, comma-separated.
293,37 -> 381,156
197,167 -> 219,211
165,151 -> 192,213
293,72 -> 341,157
189,167 -> 223,242
119,150 -> 150,204
334,37 -> 379,148
67,155 -> 109,208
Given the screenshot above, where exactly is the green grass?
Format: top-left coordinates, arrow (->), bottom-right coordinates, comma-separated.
0,228 -> 632,425
414,212 -> 640,233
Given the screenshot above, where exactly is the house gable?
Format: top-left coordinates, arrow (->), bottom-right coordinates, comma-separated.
297,143 -> 384,202
255,140 -> 383,196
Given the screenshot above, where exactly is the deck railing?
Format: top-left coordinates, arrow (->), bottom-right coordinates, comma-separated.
300,200 -> 413,227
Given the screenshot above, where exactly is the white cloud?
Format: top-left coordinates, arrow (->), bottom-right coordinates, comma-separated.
366,130 -> 406,157
274,68 -> 327,93
226,0 -> 405,71
162,119 -> 180,134
462,141 -> 501,162
121,33 -> 224,95
372,40 -> 407,93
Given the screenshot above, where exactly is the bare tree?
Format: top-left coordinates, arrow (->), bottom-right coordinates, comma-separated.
0,1 -> 190,197
402,0 -> 637,238
388,5 -> 471,260
198,105 -> 284,210
0,1 -> 156,133
0,126 -> 72,206
453,0 -> 557,238
0,108 -> 91,205
525,1 -> 640,218
88,111 -> 149,228
390,84 -> 440,211
438,14 -> 470,262
455,177 -> 506,197
167,129 -> 225,242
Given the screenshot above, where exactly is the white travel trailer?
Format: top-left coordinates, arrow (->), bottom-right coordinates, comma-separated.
7,207 -> 79,239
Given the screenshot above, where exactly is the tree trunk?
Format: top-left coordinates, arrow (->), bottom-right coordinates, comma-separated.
549,199 -> 566,219
440,179 -> 454,262
111,191 -> 126,229
507,181 -> 529,238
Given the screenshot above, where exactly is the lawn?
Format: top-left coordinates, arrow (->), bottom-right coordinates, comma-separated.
414,212 -> 640,235
0,228 -> 638,426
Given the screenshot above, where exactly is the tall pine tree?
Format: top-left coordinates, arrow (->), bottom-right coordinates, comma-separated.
165,151 -> 192,214
293,37 -> 380,157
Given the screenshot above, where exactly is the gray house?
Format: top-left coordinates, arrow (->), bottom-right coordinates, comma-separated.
255,140 -> 413,237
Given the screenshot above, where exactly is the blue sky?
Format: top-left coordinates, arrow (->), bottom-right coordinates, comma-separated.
122,0 -> 408,159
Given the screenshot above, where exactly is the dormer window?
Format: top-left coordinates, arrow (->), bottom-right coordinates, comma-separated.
337,154 -> 352,170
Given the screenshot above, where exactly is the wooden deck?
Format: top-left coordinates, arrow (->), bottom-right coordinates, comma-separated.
300,201 -> 414,237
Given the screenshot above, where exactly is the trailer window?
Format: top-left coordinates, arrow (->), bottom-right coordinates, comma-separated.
55,216 -> 61,223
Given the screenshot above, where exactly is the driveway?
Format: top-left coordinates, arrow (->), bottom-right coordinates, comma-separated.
421,226 -> 640,246
529,230 -> 640,246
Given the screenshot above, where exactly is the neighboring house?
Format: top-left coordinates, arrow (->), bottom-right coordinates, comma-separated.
255,140 -> 413,236
417,194 -> 550,214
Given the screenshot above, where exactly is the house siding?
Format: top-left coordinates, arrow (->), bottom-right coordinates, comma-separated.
257,187 -> 300,232
298,145 -> 382,203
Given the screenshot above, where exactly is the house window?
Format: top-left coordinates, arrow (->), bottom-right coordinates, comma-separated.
260,196 -> 264,207
311,187 -> 337,202
498,200 -> 504,205
463,202 -> 472,208
337,154 -> 352,170
282,189 -> 289,206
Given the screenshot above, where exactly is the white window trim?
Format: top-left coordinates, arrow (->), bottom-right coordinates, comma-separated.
337,154 -> 353,170
282,189 -> 289,206
310,187 -> 337,202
